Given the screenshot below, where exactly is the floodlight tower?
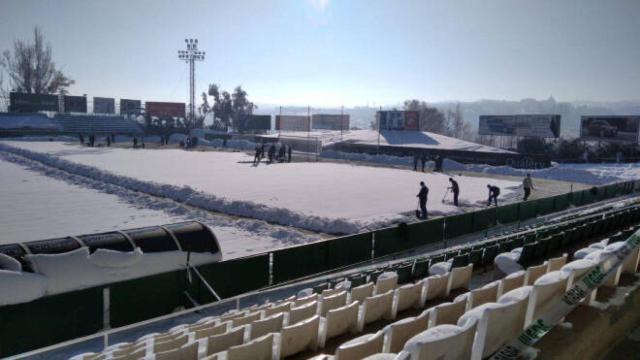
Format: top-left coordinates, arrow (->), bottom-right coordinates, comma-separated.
178,39 -> 205,127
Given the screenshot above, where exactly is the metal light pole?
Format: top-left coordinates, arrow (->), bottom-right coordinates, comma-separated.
178,39 -> 205,129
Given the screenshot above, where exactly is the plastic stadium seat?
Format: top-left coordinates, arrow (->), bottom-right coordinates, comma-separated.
460,297 -> 529,360
459,281 -> 499,310
448,263 -> 473,292
500,271 -> 525,297
469,249 -> 483,265
359,291 -> 395,330
205,327 -> 246,356
393,282 -> 423,315
289,301 -> 318,325
194,322 -> 230,340
154,341 -> 198,360
412,259 -> 430,280
321,301 -> 360,345
153,334 -> 189,353
279,315 -> 321,358
249,312 -> 285,340
334,331 -> 384,360
451,254 -> 469,268
314,282 -> 330,294
481,245 -> 499,266
561,259 -> 598,305
226,333 -> 276,360
320,291 -> 348,316
295,293 -> 319,307
422,273 -> 450,302
525,263 -> 548,286
517,243 -> 537,266
429,255 -> 445,265
232,311 -> 262,327
429,299 -> 467,327
375,272 -> 399,295
349,274 -> 367,288
350,283 -> 375,304
395,263 -> 414,284
402,320 -> 477,360
263,301 -> 292,317
546,254 -> 568,272
525,271 -> 569,326
383,309 -> 430,353
533,238 -> 550,260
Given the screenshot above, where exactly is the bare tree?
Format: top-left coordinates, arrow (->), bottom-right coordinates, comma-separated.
1,27 -> 74,94
404,99 -> 448,134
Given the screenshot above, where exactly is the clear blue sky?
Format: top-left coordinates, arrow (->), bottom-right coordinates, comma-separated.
1,0 -> 639,107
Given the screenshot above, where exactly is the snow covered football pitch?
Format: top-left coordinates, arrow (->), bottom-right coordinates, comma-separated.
0,141 -> 520,234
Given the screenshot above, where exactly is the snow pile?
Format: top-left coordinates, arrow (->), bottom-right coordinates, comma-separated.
0,254 -> 22,271
533,270 -> 569,286
0,270 -> 48,305
443,159 -> 638,185
429,261 -> 452,275
498,285 -> 533,304
0,141 -> 520,234
320,150 -> 416,167
494,248 -> 524,274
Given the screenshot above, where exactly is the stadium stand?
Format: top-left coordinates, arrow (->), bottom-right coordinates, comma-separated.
54,113 -> 143,134
0,112 -> 61,134
65,204 -> 640,359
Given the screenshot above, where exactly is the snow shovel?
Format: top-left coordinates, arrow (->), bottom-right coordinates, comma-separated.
441,188 -> 450,203
415,200 -> 421,219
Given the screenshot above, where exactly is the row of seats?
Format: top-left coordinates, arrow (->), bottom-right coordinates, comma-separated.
53,114 -> 143,134
309,225 -> 640,359
71,262 -> 475,360
69,203 -> 640,360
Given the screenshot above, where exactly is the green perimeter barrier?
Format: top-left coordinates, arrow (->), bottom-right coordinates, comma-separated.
408,218 -> 444,248
538,196 -> 556,215
472,207 -> 497,231
198,254 -> 270,299
444,212 -> 474,239
373,226 -> 409,258
0,287 -> 103,358
519,200 -> 539,221
272,242 -> 329,284
327,233 -> 372,269
110,270 -> 186,327
570,190 -> 583,206
553,193 -> 571,212
497,203 -> 520,224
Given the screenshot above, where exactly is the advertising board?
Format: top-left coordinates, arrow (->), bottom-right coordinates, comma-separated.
275,115 -> 310,131
237,114 -> 271,132
9,92 -> 59,113
145,102 -> 186,118
63,96 -> 87,113
119,99 -> 142,115
311,114 -> 350,130
478,115 -> 561,138
93,97 -> 115,114
377,111 -> 421,131
580,116 -> 640,143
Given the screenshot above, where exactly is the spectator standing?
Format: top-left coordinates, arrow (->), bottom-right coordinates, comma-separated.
413,154 -> 419,171
287,145 -> 292,162
420,153 -> 427,172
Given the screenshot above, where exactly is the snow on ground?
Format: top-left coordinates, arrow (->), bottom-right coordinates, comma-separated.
0,141 -> 520,234
445,160 -> 640,186
0,152 -> 319,259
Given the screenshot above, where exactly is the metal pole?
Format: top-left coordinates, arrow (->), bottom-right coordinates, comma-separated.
341,105 -> 344,141
178,38 -> 205,130
377,105 -> 382,154
307,105 -> 311,162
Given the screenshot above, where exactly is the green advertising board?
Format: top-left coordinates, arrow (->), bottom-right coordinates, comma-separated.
9,92 -> 59,113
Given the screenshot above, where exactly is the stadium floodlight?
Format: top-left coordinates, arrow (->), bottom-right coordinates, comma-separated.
177,38 -> 205,128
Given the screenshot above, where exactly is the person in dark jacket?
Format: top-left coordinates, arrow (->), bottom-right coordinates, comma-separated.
416,181 -> 429,219
413,154 -> 419,171
254,144 -> 261,164
287,145 -> 292,162
487,184 -> 500,207
278,144 -> 286,162
449,178 -> 460,206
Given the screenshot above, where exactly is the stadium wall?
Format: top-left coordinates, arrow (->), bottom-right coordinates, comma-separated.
1,180 -> 639,357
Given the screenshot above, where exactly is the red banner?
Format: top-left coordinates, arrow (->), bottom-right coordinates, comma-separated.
145,102 -> 186,118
